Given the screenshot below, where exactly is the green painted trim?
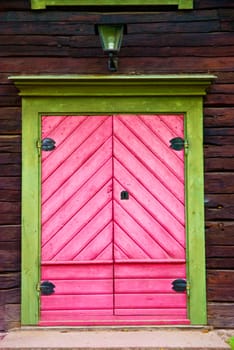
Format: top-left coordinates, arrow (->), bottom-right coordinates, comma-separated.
185,99 -> 207,324
21,103 -> 41,324
10,75 -> 214,97
31,0 -> 193,9
10,74 -> 215,326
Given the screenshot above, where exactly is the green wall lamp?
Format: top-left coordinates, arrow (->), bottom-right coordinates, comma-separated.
98,24 -> 124,72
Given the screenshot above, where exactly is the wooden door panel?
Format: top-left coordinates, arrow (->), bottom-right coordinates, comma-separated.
41,114 -> 187,325
113,115 -> 185,259
41,116 -> 114,322
113,115 -> 186,320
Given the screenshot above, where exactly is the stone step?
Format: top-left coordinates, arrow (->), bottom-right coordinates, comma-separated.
0,328 -> 232,350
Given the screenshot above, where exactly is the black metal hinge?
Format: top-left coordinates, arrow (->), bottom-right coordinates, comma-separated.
169,137 -> 188,151
41,138 -> 56,151
172,279 -> 187,292
39,281 -> 55,295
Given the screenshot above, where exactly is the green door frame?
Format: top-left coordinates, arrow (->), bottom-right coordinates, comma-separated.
31,0 -> 193,9
10,74 -> 215,326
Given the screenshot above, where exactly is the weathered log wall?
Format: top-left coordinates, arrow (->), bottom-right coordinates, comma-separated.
0,0 -> 233,330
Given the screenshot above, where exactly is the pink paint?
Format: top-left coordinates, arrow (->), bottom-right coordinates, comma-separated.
41,115 -> 187,325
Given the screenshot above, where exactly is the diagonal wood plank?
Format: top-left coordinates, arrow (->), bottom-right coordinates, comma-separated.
113,114 -> 185,260
53,203 -> 113,261
42,159 -> 113,248
42,116 -> 112,203
113,138 -> 184,227
42,116 -> 86,166
114,179 -> 185,259
114,116 -> 184,202
118,114 -> 184,180
42,139 -> 112,224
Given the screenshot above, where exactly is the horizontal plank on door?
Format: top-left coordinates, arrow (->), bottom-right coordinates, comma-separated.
41,310 -> 114,321
42,259 -> 185,264
115,263 -> 186,278
114,278 -> 178,294
46,279 -> 112,295
41,294 -> 113,310
41,263 -> 113,280
41,309 -> 186,319
115,293 -> 186,308
39,315 -> 190,326
115,308 -> 187,316
115,278 -> 179,293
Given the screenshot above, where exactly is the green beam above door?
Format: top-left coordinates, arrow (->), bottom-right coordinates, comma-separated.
31,0 -> 193,9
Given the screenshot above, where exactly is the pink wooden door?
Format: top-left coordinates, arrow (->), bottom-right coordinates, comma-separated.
40,115 -> 188,325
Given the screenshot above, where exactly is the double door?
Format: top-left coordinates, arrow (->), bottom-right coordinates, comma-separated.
40,114 -> 188,325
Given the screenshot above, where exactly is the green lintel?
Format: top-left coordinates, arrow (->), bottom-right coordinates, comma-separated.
31,0 -> 193,9
10,74 -> 215,326
10,74 -> 214,97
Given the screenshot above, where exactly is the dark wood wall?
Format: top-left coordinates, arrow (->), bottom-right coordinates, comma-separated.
0,0 -> 234,330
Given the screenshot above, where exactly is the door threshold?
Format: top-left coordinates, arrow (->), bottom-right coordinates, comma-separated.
18,325 -> 212,332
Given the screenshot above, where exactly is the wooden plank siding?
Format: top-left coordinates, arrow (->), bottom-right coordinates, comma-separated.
0,0 -> 233,330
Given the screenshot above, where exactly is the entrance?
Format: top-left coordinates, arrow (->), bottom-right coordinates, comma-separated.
40,114 -> 188,325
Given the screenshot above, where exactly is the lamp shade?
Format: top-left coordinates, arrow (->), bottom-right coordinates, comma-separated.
98,24 -> 124,53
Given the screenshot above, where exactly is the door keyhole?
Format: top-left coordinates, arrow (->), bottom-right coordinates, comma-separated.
120,190 -> 129,200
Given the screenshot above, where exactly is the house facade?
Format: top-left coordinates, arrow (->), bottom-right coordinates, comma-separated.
0,0 -> 233,330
